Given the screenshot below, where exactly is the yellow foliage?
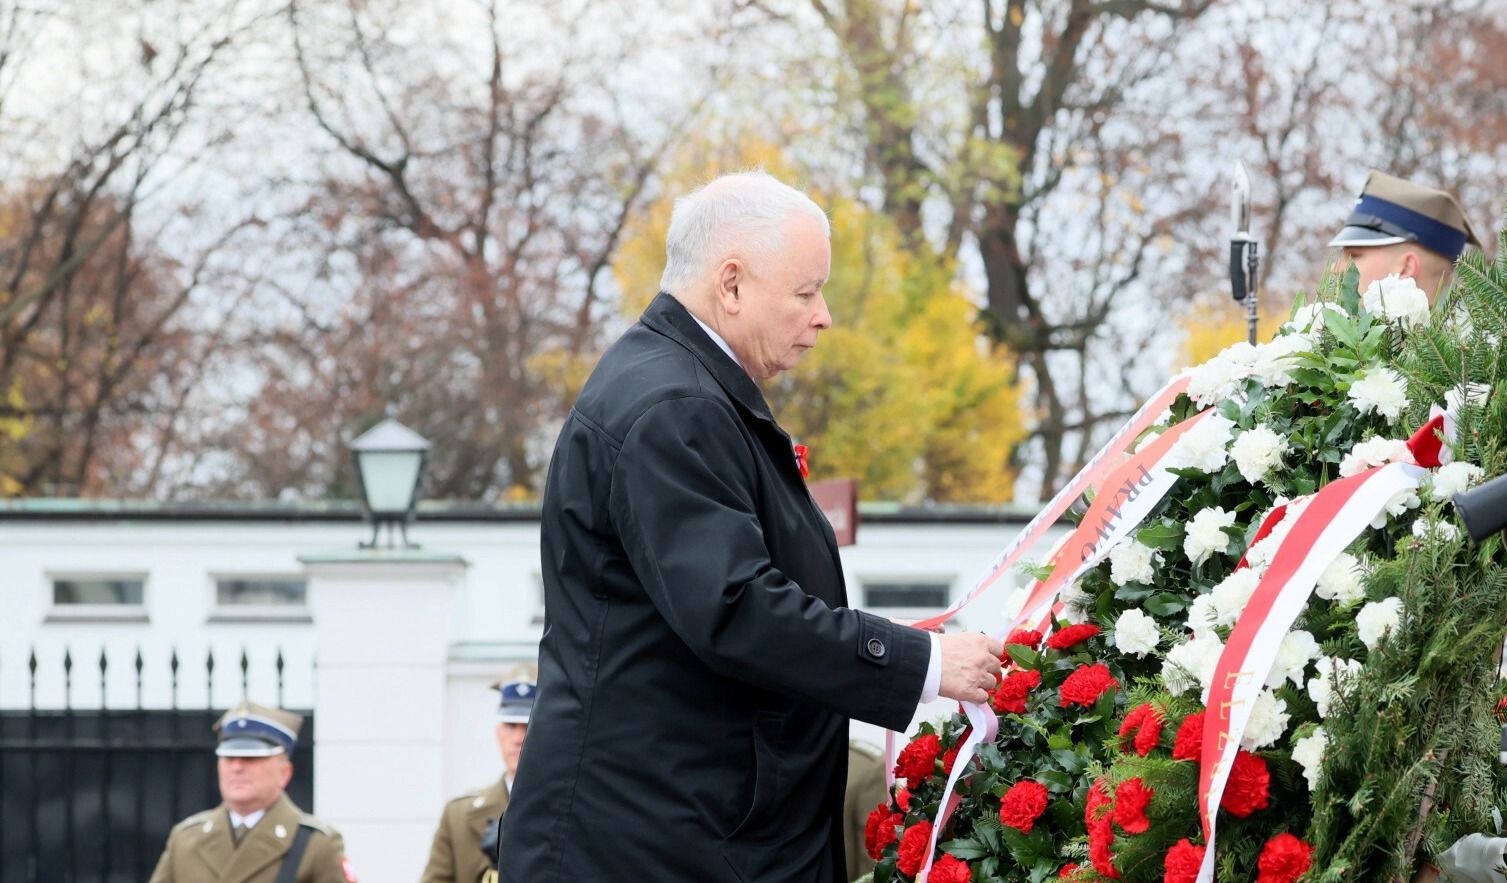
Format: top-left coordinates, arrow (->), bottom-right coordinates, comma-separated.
1178,294 -> 1289,368
612,138 -> 1027,502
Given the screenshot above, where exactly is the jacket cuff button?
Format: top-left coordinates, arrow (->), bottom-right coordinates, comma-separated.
865,637 -> 887,658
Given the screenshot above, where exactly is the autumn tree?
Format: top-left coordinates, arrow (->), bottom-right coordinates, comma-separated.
614,140 -> 1027,502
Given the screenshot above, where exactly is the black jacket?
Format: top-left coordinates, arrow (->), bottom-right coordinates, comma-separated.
498,293 -> 930,882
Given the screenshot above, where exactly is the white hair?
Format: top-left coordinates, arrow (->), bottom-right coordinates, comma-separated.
658,171 -> 830,295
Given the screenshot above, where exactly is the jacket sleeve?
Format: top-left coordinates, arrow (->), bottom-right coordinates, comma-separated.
608,395 -> 929,730
417,806 -> 456,883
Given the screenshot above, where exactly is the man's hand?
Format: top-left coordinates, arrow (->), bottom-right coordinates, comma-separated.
936,632 -> 1004,704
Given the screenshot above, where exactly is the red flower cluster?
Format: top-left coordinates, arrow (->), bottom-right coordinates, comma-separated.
991,669 -> 1041,714
1163,838 -> 1206,883
1221,750 -> 1271,818
863,803 -> 902,860
1172,712 -> 1204,761
1058,864 -> 1085,880
1112,778 -> 1154,834
1005,628 -> 1043,649
1256,832 -> 1313,883
998,780 -> 1050,833
894,733 -> 941,783
1084,779 -> 1120,879
1059,663 -> 1119,708
895,786 -> 912,812
896,819 -> 932,877
1118,703 -> 1164,756
929,853 -> 972,883
1046,623 -> 1101,650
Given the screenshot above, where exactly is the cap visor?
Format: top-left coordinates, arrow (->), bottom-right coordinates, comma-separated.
216,737 -> 287,758
496,711 -> 532,724
1328,226 -> 1409,248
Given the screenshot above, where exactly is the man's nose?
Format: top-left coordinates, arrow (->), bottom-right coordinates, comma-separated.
813,293 -> 832,330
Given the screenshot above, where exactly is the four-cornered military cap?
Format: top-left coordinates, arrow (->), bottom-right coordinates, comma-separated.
1329,170 -> 1483,261
214,700 -> 302,758
492,680 -> 536,724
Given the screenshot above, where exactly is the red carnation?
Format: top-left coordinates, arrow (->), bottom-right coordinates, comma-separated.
1256,832 -> 1313,883
1088,814 -> 1120,879
998,780 -> 1050,833
864,803 -> 902,860
1221,750 -> 1271,818
1085,778 -> 1113,826
1112,778 -> 1154,834
1047,623 -> 1101,650
894,733 -> 941,784
1006,628 -> 1043,649
941,727 -> 971,776
991,668 -> 1042,714
1163,838 -> 1206,883
1060,663 -> 1119,707
1118,703 -> 1164,756
895,786 -> 912,812
1172,712 -> 1204,762
1059,864 -> 1083,880
896,819 -> 933,877
929,853 -> 972,883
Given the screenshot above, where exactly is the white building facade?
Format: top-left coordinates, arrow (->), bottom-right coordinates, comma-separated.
0,499 -> 1065,881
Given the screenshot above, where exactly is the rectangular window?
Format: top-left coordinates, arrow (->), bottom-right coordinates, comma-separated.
215,578 -> 308,607
862,581 -> 951,609
53,578 -> 145,606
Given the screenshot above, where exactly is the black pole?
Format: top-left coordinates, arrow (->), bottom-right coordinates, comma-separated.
134,649 -> 146,881
63,648 -> 74,883
100,649 -> 112,882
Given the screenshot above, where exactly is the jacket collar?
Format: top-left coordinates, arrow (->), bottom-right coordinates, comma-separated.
208,793 -> 302,883
639,292 -> 776,424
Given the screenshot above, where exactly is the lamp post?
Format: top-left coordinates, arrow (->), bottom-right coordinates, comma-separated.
350,416 -> 431,549
1229,160 -> 1261,345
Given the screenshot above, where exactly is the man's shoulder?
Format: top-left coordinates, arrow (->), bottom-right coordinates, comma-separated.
297,812 -> 339,838
169,807 -> 219,835
575,326 -> 731,439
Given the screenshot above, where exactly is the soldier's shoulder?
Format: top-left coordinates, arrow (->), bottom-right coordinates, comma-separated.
849,740 -> 883,763
171,808 -> 218,833
297,812 -> 339,838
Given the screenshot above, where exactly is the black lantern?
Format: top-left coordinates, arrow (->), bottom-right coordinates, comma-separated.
350,417 -> 431,548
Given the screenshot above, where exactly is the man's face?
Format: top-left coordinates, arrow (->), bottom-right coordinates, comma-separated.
496,721 -> 528,774
725,212 -> 832,380
217,754 -> 293,815
1335,245 -> 1408,294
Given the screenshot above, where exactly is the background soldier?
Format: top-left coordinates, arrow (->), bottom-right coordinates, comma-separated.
1328,169 -> 1483,301
420,678 -> 535,883
148,700 -> 356,883
843,740 -> 887,882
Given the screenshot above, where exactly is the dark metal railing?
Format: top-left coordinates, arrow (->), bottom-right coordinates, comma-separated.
0,646 -> 313,883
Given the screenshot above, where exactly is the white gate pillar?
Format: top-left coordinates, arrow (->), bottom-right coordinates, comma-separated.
300,550 -> 468,883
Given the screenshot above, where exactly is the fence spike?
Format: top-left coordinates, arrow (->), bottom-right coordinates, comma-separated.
240,647 -> 250,698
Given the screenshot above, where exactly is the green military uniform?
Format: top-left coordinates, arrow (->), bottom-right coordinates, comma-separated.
419,776 -> 510,883
844,740 -> 888,882
147,793 -> 353,883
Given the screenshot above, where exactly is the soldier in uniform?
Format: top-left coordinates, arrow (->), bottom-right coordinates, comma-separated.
419,679 -> 535,883
148,700 -> 357,883
1329,170 -> 1483,301
842,740 -> 888,882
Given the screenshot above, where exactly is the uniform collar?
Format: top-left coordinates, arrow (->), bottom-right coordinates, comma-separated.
639,292 -> 776,425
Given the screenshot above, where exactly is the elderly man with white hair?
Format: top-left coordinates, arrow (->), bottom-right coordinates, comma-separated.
497,171 -> 1003,882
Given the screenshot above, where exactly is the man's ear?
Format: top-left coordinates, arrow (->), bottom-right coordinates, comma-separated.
715,259 -> 743,315
1398,250 -> 1423,282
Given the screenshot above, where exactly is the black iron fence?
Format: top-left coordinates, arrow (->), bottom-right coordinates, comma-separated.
0,647 -> 314,883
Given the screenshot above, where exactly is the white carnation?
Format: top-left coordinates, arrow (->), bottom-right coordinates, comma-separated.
1285,301 -> 1345,333
1411,517 -> 1462,543
1291,727 -> 1329,790
1185,357 -> 1238,408
1251,333 -> 1313,387
1446,382 -> 1492,413
1184,506 -> 1237,564
1429,461 -> 1485,502
1308,656 -> 1363,718
1186,594 -> 1220,637
1314,552 -> 1367,607
1339,436 -> 1412,478
1163,633 -> 1224,698
1211,568 -> 1261,627
1369,488 -> 1421,529
1266,629 -> 1321,689
1230,425 -> 1288,485
1113,608 -> 1161,657
1169,416 -> 1234,474
1242,497 -> 1307,573
1348,366 -> 1410,423
1356,597 -> 1404,650
1240,689 -> 1291,751
1361,273 -> 1431,329
1057,579 -> 1092,625
1109,540 -> 1159,587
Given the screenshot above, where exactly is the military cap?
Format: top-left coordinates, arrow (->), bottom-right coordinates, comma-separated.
214,700 -> 302,757
492,679 -> 536,724
1329,170 -> 1482,261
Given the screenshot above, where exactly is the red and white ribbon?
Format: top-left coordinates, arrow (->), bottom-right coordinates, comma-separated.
1194,461 -> 1426,882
